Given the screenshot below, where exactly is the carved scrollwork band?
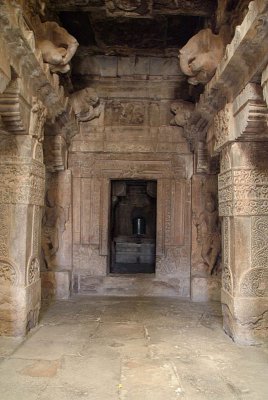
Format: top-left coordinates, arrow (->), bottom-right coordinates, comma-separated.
222,218 -> 233,295
0,162 -> 45,206
240,267 -> 268,297
219,168 -> 268,216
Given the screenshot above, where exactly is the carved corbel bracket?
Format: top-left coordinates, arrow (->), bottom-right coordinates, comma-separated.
0,36 -> 11,94
0,77 -> 31,134
211,83 -> 268,154
43,134 -> 67,172
233,83 -> 268,141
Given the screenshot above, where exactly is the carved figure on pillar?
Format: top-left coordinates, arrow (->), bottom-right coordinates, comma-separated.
33,19 -> 79,73
179,28 -> 229,85
29,97 -> 47,142
71,88 -> 101,122
41,188 -> 67,268
193,192 -> 221,274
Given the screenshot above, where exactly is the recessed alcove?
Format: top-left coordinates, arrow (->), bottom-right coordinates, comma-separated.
110,180 -> 157,274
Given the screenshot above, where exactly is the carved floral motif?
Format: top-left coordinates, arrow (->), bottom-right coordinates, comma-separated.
0,260 -> 19,286
240,268 -> 268,297
252,217 -> 268,268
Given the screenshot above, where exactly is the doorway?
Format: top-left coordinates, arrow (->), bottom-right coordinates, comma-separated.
110,180 -> 157,274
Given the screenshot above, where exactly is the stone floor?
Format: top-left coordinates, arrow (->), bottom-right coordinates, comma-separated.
0,296 -> 268,400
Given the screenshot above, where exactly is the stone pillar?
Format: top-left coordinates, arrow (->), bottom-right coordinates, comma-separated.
0,79 -> 46,336
214,84 -> 268,344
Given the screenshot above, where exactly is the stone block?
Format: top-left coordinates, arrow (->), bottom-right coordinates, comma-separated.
0,280 -> 40,337
149,57 -> 181,76
191,276 -> 221,302
41,271 -> 71,300
0,36 -> 11,93
96,55 -> 118,77
118,56 -> 149,76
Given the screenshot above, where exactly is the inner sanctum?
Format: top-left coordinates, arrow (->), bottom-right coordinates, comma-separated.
1,0 -> 268,354
110,180 -> 157,274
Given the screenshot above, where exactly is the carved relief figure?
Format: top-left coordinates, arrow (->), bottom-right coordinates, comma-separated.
71,88 -> 101,122
106,0 -> 151,16
34,19 -> 79,73
105,100 -> 145,126
193,192 -> 221,274
170,100 -> 194,127
179,28 -> 229,85
41,188 -> 67,268
29,97 -> 47,142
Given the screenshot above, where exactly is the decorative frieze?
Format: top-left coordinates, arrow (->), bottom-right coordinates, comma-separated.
0,162 -> 45,206
105,100 -> 147,126
69,153 -> 190,180
105,0 -> 152,17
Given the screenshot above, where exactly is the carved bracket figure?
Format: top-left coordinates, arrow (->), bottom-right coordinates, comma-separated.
170,100 -> 194,127
71,88 -> 101,122
34,19 -> 79,74
179,28 -> 229,85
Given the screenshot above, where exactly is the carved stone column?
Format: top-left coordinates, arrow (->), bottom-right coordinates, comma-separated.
214,83 -> 268,344
0,79 -> 46,336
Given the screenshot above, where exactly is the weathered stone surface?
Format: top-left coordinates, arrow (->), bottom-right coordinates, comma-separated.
191,276 -> 221,302
179,28 -> 229,85
105,0 -> 153,18
32,17 -> 79,74
41,271 -> 71,300
41,171 -> 72,271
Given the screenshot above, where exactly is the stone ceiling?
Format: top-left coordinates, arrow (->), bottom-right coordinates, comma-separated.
47,0 -> 216,57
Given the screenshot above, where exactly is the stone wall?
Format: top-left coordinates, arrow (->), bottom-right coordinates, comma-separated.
69,55 -> 193,297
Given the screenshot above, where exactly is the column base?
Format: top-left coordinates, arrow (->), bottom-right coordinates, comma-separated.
0,280 -> 41,337
41,270 -> 71,300
222,290 -> 268,345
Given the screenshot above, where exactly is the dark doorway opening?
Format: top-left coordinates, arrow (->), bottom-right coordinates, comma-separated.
110,180 -> 157,274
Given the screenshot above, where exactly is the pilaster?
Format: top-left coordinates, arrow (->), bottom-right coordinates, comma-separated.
0,78 -> 46,336
215,83 -> 268,344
